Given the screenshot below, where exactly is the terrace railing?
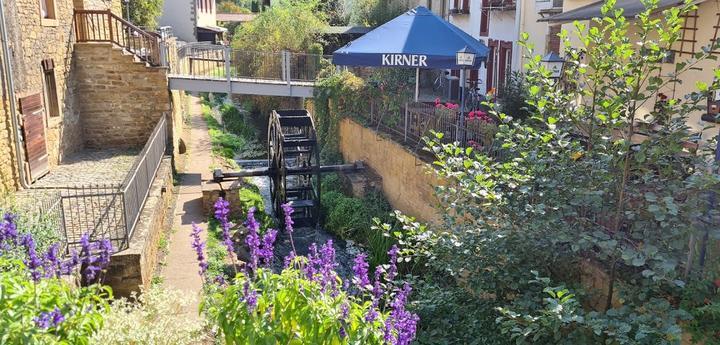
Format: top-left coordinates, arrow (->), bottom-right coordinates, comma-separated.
363,101 -> 503,160
120,115 -> 168,242
172,43 -> 329,83
74,9 -> 161,66
37,116 -> 168,253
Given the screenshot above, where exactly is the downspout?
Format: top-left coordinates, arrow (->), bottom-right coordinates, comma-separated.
512,0 -> 522,71
0,0 -> 29,188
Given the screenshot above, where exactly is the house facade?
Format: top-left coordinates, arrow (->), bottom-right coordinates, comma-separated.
545,0 -> 720,133
0,0 -> 175,194
0,0 -> 124,193
444,0 -> 555,96
159,0 -> 226,43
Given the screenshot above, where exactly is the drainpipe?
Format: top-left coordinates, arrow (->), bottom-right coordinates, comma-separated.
512,0 -> 522,72
0,0 -> 30,188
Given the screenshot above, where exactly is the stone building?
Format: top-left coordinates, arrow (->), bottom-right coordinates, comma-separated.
0,0 -> 171,193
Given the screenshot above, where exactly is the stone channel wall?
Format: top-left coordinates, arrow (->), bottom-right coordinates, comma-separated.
338,118 -> 442,223
105,157 -> 173,297
74,43 -> 171,149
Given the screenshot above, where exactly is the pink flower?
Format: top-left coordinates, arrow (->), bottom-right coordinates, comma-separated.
468,111 -> 476,120
434,98 -> 441,106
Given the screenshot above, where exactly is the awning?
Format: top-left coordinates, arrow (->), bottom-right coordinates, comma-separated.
197,26 -> 228,34
542,0 -> 687,23
333,6 -> 489,69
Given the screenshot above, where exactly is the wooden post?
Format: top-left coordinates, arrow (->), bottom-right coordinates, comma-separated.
404,102 -> 409,142
107,11 -> 113,44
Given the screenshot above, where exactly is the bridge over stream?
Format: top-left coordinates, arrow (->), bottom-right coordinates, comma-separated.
167,43 -> 328,98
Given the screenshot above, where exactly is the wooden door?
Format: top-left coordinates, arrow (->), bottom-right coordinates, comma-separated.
19,93 -> 49,181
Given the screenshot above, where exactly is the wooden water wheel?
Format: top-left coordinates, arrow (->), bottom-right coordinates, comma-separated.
213,109 -> 363,229
267,110 -> 321,227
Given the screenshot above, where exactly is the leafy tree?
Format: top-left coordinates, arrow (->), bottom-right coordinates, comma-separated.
348,0 -> 409,27
232,0 -> 327,52
128,0 -> 164,28
387,0 -> 720,343
217,1 -> 252,13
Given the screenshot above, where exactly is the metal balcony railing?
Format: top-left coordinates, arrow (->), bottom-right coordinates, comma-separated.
74,9 -> 161,66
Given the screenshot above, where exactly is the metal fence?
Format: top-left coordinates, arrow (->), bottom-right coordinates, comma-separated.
120,115 -> 168,242
361,101 -> 503,159
32,116 -> 168,253
172,43 -> 329,82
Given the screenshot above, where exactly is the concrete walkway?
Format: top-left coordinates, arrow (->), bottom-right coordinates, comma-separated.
161,96 -> 213,319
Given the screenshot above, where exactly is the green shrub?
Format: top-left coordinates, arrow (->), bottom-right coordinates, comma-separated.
91,286 -> 208,344
320,179 -> 394,267
204,267 -> 388,344
0,258 -> 111,344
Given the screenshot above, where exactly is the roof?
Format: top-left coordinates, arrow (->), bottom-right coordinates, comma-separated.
197,26 -> 228,34
542,0 -> 687,23
216,13 -> 258,22
323,26 -> 373,35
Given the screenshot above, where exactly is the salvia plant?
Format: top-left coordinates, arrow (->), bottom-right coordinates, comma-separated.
193,198 -> 419,344
0,212 -> 113,344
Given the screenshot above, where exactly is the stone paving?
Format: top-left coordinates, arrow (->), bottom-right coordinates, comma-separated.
32,148 -> 139,188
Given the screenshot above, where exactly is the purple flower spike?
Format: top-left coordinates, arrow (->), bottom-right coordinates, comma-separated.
0,213 -> 18,248
387,245 -> 400,282
34,307 -> 64,329
352,253 -> 370,291
214,198 -> 236,258
281,202 -> 294,234
258,229 -> 277,265
383,283 -> 419,345
190,223 -> 208,276
21,234 -> 42,282
244,207 -> 261,272
43,243 -> 61,278
60,249 -> 80,275
77,233 -> 112,283
242,281 -> 258,312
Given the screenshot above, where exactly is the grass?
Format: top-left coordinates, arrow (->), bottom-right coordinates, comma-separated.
201,96 -> 266,169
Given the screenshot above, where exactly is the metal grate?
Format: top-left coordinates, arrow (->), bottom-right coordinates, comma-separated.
33,116 -> 168,254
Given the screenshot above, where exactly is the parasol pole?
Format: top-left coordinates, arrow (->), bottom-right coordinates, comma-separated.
415,68 -> 420,102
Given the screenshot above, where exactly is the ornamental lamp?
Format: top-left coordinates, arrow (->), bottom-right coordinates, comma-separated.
541,51 -> 566,79
456,46 -> 476,67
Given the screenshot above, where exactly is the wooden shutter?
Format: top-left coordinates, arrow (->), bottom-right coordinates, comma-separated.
462,0 -> 470,12
486,40 -> 497,92
453,0 -> 459,10
497,41 -> 513,97
480,0 -> 489,36
19,93 -> 49,181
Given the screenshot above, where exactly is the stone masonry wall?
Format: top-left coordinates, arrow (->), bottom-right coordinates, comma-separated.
74,43 -> 170,149
0,46 -> 19,193
3,0 -> 85,175
338,118 -> 442,223
105,157 -> 172,297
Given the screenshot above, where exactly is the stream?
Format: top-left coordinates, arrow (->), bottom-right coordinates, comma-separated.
240,161 -> 362,279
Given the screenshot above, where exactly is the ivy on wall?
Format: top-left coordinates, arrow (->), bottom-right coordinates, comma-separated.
313,69 -> 368,163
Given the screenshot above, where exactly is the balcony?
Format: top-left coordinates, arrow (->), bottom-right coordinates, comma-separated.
484,0 -> 516,11
450,0 -> 470,15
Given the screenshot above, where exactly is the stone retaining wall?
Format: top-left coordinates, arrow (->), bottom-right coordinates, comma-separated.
74,43 -> 170,149
105,157 -> 173,297
338,118 -> 442,223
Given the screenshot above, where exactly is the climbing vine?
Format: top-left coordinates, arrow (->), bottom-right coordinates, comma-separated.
313,68 -> 368,163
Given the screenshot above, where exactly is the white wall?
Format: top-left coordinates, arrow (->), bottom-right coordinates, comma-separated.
159,0 -> 195,42
196,0 -> 217,28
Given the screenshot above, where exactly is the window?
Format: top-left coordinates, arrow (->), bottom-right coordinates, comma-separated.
39,0 -> 56,20
41,59 -> 60,118
480,0 -> 489,36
